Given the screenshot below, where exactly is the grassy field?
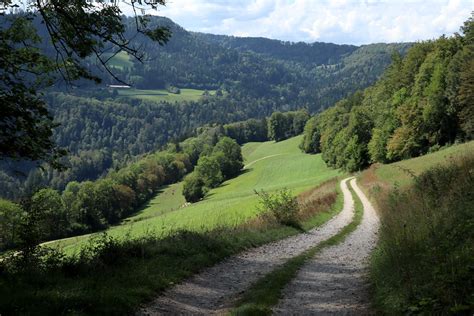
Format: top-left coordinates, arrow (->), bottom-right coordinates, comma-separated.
48,136 -> 341,253
104,51 -> 133,70
116,88 -> 217,103
0,136 -> 344,315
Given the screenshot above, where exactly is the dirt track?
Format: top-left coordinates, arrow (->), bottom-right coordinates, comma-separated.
138,177 -> 355,315
273,178 -> 380,315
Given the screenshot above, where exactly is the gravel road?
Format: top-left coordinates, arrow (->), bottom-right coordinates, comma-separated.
273,178 -> 380,315
137,177 -> 355,315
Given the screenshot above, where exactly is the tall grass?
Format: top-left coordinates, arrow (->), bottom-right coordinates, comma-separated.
370,156 -> 474,314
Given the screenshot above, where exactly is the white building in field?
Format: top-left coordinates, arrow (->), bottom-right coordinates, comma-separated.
107,84 -> 131,89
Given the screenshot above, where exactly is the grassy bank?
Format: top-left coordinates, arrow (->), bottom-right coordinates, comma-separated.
361,143 -> 474,314
230,180 -> 364,315
0,179 -> 342,315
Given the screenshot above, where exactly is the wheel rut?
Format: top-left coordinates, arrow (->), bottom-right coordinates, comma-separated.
138,177 -> 355,315
273,178 -> 380,315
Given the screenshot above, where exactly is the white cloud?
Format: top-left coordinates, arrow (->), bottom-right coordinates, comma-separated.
130,0 -> 474,44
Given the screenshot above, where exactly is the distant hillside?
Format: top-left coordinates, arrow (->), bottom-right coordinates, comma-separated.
92,16 -> 411,111
0,15 -> 412,200
194,33 -> 358,65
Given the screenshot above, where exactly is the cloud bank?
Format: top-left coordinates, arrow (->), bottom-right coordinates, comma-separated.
131,0 -> 473,44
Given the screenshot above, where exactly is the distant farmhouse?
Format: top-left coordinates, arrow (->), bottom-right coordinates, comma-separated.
107,84 -> 131,89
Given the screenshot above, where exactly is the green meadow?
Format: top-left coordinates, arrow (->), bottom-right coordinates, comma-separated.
116,88 -> 217,103
104,51 -> 134,70
47,136 -> 341,253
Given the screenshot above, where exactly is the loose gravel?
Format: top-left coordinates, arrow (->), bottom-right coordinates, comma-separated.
138,177 -> 355,315
273,178 -> 380,315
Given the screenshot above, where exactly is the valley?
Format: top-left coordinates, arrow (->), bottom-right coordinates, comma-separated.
0,4 -> 473,315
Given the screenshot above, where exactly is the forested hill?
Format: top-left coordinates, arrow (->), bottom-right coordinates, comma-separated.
193,33 -> 358,65
96,16 -> 411,110
0,16 -> 411,199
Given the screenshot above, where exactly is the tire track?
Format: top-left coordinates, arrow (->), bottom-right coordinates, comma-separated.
273,178 -> 380,315
138,178 -> 355,315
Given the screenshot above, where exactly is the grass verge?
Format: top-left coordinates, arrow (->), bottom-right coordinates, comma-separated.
365,154 -> 474,314
230,179 -> 364,315
0,179 -> 342,315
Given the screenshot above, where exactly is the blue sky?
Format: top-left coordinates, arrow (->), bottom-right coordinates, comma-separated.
127,0 -> 473,45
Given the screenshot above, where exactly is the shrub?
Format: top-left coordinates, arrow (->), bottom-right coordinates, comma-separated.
255,188 -> 301,229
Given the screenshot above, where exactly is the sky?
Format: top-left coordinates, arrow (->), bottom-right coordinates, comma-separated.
126,0 -> 473,45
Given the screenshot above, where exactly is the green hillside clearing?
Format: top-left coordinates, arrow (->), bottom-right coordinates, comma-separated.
47,136 -> 341,253
117,88 -> 217,102
104,51 -> 133,70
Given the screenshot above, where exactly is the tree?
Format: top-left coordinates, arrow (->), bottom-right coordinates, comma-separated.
0,0 -> 171,167
30,188 -> 68,239
300,116 -> 321,154
212,137 -> 243,179
458,52 -> 474,138
183,173 -> 205,202
268,112 -> 288,141
195,155 -> 222,189
292,110 -> 310,135
0,199 -> 24,250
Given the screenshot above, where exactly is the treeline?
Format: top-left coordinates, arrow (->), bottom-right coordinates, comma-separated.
0,105 -> 309,200
223,110 -> 309,144
0,126 -> 223,250
301,16 -> 474,171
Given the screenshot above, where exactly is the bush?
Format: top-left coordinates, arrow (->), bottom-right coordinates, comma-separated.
255,188 -> 301,229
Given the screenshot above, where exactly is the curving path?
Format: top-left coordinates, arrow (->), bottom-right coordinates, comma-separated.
138,178 -> 355,315
273,178 -> 380,315
243,154 -> 286,169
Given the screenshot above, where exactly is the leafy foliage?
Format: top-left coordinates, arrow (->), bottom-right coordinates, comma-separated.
301,15 -> 474,171
256,188 -> 300,229
371,156 -> 474,314
0,2 -> 170,166
183,136 -> 244,203
268,110 -> 310,142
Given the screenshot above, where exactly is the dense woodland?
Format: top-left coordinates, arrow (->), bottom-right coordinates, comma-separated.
301,17 -> 474,171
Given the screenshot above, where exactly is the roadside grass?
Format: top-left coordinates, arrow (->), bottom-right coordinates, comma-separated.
0,178 -> 343,315
359,142 -> 474,314
116,88 -> 217,103
369,141 -> 474,188
47,136 -> 341,254
230,179 -> 364,315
